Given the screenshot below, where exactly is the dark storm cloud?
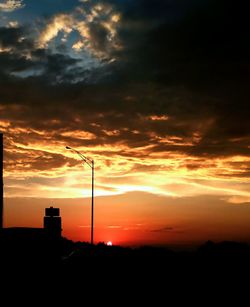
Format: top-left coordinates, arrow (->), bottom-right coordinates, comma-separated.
0,26 -> 36,73
0,24 -> 84,82
0,52 -> 33,74
111,0 -> 250,86
0,26 -> 32,49
1,0 -> 249,85
0,0 -> 250,162
100,0 -> 250,158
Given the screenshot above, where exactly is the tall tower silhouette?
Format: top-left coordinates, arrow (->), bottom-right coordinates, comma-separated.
0,133 -> 3,229
43,206 -> 62,238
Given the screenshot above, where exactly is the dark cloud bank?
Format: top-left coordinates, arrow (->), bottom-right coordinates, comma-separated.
1,0 -> 250,160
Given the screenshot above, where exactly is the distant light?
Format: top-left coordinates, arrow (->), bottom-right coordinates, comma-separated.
107,241 -> 112,246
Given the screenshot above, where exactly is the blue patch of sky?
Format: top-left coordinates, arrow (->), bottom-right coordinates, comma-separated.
0,13 -> 9,27
41,27 -> 103,70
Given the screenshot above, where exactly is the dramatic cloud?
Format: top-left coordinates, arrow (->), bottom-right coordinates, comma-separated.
38,2 -> 121,60
0,0 -> 25,12
0,0 -> 250,203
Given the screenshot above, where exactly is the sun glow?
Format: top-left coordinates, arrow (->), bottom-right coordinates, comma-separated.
107,241 -> 113,246
4,130 -> 250,200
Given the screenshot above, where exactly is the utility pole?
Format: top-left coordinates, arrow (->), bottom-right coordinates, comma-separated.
91,160 -> 94,245
66,146 -> 95,245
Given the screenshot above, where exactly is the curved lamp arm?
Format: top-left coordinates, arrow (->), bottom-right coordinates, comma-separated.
66,146 -> 93,168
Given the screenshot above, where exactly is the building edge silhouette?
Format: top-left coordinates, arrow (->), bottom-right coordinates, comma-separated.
1,206 -> 62,240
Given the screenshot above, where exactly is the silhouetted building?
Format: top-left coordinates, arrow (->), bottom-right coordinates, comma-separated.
44,206 -> 62,239
0,207 -> 63,264
0,206 -> 62,241
1,227 -> 45,241
0,133 -> 3,229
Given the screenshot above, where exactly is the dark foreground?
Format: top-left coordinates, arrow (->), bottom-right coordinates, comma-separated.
1,236 -> 250,272
1,236 -> 249,302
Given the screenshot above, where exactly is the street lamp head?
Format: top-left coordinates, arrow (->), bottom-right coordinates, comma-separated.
66,146 -> 71,150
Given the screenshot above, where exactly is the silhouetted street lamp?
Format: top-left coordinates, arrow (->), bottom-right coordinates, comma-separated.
66,146 -> 94,245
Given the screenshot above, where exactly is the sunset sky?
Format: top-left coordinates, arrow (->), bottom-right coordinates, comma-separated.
1,0 -> 250,246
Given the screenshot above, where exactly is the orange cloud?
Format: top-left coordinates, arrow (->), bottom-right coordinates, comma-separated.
3,125 -> 250,202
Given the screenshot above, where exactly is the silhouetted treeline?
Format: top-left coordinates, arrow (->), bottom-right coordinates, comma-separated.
1,232 -> 250,272
2,233 -> 250,301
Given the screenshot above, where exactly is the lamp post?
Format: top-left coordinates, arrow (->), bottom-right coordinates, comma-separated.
66,146 -> 94,245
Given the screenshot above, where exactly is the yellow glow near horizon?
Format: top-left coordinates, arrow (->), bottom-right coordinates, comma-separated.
2,128 -> 250,201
